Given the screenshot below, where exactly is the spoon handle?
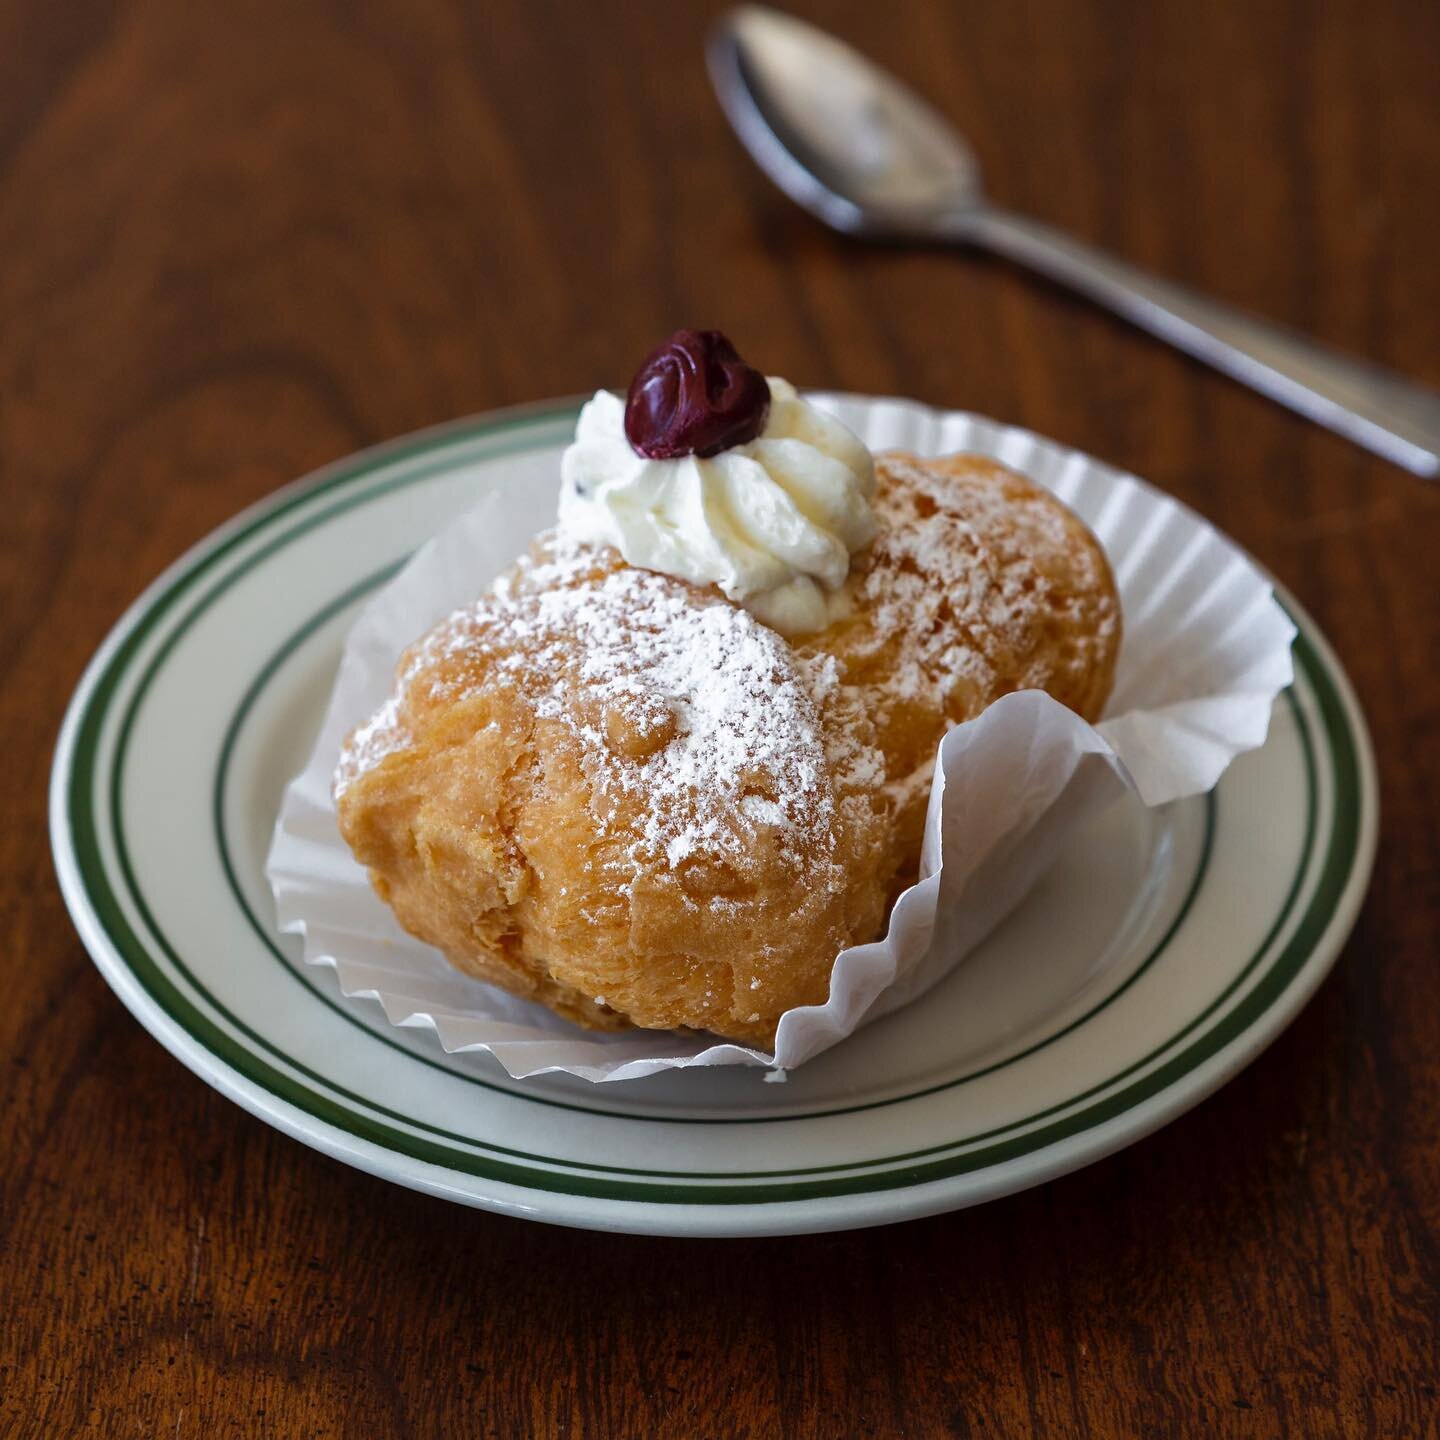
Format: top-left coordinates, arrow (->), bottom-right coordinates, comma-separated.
965,207 -> 1440,477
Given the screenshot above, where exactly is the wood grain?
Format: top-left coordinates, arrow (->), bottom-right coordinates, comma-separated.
3,0 -> 1438,1434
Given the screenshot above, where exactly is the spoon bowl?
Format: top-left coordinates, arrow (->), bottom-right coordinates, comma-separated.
708,5 -> 982,238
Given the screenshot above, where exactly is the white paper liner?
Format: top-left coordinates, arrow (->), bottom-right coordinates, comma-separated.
267,397 -> 1295,1082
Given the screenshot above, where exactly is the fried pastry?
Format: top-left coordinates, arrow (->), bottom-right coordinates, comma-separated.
334,451 -> 1120,1045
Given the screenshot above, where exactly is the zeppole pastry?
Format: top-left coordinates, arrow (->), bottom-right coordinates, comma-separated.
334,331 -> 1120,1045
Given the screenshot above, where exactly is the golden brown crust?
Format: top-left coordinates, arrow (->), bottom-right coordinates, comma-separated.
334,453 -> 1120,1045
802,452 -> 1120,884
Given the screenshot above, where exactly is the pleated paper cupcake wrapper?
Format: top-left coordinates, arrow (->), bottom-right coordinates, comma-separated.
267,396 -> 1296,1082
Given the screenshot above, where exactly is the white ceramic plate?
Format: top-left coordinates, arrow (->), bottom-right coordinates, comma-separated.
50,399 -> 1377,1237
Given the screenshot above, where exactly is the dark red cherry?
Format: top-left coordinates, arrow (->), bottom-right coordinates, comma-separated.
624,329 -> 771,460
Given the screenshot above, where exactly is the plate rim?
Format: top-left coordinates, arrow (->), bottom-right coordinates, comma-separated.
49,398 -> 1380,1236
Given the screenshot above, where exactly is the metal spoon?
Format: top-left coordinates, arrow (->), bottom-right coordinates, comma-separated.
708,5 -> 1440,477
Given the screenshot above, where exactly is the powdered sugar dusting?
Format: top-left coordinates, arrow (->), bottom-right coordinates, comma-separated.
854,461 -> 1031,706
338,535 -> 881,892
797,454 -> 1119,805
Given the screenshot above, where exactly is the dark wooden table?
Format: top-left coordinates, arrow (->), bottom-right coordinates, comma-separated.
4,0 -> 1438,1434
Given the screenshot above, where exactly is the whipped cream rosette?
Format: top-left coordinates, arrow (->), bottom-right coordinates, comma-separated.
560,332 -> 877,635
